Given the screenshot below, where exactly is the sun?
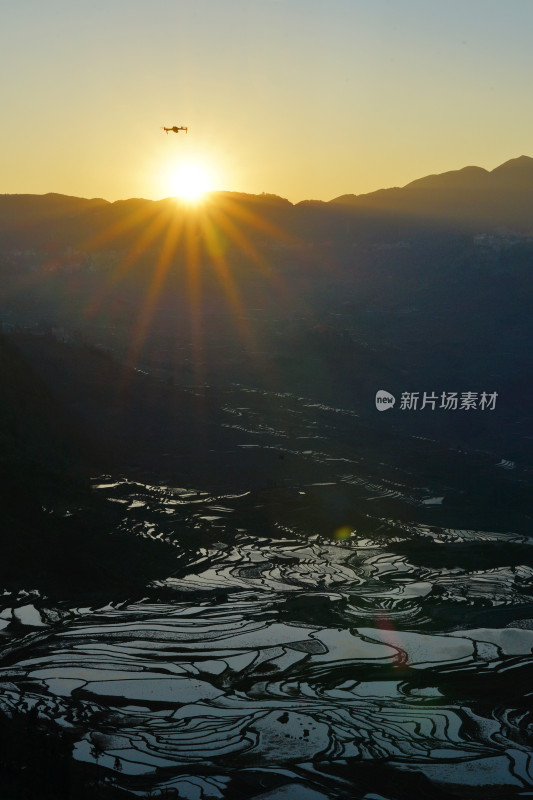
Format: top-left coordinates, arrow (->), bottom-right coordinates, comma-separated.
169,162 -> 212,201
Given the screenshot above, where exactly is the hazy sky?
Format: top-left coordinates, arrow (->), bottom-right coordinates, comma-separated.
2,0 -> 533,202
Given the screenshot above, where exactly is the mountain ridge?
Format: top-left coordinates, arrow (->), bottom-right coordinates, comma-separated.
2,155 -> 532,208
331,155 -> 533,202
2,156 -> 533,250
329,155 -> 533,231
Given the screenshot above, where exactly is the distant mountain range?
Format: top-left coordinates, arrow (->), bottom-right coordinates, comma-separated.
331,155 -> 533,230
2,156 -> 533,254
0,155 -> 532,562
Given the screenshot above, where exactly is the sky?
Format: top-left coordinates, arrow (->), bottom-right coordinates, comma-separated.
2,0 -> 533,203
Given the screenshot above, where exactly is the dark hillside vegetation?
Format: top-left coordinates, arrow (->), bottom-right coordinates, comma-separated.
0,333 -> 182,600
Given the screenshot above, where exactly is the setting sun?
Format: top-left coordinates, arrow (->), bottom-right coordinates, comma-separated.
169,162 -> 212,201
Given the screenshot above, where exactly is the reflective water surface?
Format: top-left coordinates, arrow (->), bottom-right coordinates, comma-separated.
1,386 -> 533,799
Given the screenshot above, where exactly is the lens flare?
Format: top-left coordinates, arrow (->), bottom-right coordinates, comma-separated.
333,526 -> 354,541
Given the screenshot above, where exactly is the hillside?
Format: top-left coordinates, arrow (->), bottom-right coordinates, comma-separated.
331,155 -> 533,230
2,157 -> 533,260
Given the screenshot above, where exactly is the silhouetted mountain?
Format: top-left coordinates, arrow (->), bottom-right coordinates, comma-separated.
331,155 -> 533,230
1,156 -> 532,469
1,157 -> 532,464
1,156 -> 533,260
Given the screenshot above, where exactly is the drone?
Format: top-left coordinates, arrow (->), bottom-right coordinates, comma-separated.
162,126 -> 188,134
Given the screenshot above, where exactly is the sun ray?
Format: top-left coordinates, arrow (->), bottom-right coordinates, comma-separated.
82,199 -> 163,257
125,210 -> 185,370
184,213 -> 204,386
84,203 -> 173,321
205,197 -> 297,303
216,194 -> 299,257
67,178 -> 314,391
207,205 -> 290,310
198,212 -> 256,349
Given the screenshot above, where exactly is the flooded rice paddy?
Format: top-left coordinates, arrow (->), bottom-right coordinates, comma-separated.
1,385 -> 532,798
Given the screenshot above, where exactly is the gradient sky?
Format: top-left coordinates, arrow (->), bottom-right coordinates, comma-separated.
2,0 -> 533,202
